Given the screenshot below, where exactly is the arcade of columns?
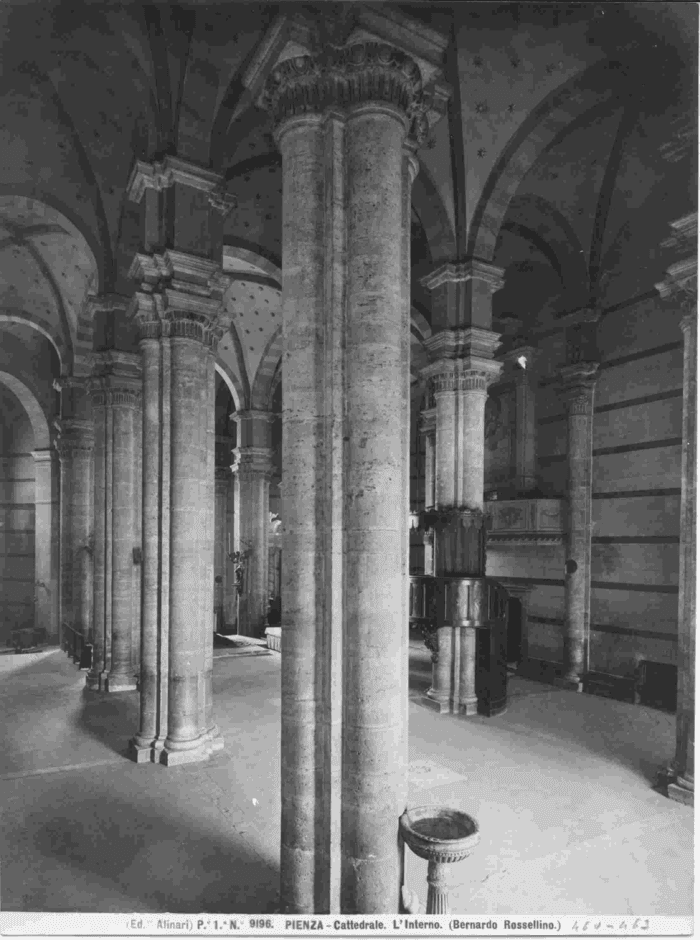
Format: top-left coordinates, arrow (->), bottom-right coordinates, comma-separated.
44,35 -> 696,914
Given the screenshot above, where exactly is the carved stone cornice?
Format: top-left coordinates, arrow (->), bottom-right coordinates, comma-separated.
419,407 -> 436,434
558,361 -> 599,415
128,250 -> 226,347
127,156 -> 225,205
261,42 -> 427,138
232,446 -> 274,480
420,259 -> 505,294
424,326 -> 502,363
54,418 -> 94,458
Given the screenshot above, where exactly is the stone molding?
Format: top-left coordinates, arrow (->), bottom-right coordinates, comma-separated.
31,447 -> 57,465
128,250 -> 226,347
420,259 -> 505,294
261,42 -> 429,140
558,361 -> 599,415
126,155 -> 235,217
419,407 -> 436,434
424,326 -> 502,362
54,418 -> 94,458
85,292 -> 131,318
90,385 -> 141,410
232,446 -> 274,479
430,371 -> 492,394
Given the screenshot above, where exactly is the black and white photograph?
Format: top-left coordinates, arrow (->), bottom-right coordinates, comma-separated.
0,1 -> 696,936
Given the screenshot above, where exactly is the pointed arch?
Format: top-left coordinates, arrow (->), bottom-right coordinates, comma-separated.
0,371 -> 50,449
250,326 -> 283,411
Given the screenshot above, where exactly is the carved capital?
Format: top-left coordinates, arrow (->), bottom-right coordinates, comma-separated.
262,42 -> 424,134
54,418 -> 94,459
128,250 -> 226,348
559,362 -> 599,415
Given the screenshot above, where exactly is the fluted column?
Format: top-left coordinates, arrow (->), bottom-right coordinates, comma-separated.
32,448 -> 59,642
233,409 -> 274,638
87,352 -> 142,692
127,250 -> 225,766
55,380 -> 94,648
656,214 -> 697,807
264,39 -> 427,914
504,346 -> 538,494
558,361 -> 599,690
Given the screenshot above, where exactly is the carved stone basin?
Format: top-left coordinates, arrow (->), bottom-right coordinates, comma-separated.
399,806 -> 480,914
400,806 -> 479,862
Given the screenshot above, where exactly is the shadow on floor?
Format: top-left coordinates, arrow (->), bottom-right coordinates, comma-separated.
3,785 -> 279,913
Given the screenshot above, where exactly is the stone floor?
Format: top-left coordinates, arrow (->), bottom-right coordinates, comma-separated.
0,636 -> 693,915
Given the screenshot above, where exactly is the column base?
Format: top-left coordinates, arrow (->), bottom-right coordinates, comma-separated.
85,673 -> 101,691
552,675 -> 583,692
668,776 -> 694,807
459,700 -> 479,717
160,731 -> 224,766
104,674 -> 138,693
420,691 -> 451,714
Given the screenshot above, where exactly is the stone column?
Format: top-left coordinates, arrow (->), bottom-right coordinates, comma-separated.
656,215 -> 697,807
87,352 -> 142,692
214,466 -> 229,633
127,250 -> 225,766
264,39 -> 427,914
504,346 -> 538,494
233,410 -> 273,638
55,378 -> 94,648
32,448 -> 59,642
418,277 -> 504,716
419,402 -> 436,575
558,361 -> 599,690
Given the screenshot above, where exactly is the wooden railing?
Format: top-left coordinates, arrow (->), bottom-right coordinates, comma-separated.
61,623 -> 92,669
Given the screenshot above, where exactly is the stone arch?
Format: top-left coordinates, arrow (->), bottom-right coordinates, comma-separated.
0,313 -> 68,375
0,371 -> 50,449
214,361 -> 245,414
412,162 -> 456,266
467,60 -> 622,262
0,371 -> 58,642
250,327 -> 283,412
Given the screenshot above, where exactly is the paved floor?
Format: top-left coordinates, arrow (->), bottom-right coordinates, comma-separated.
0,637 -> 693,915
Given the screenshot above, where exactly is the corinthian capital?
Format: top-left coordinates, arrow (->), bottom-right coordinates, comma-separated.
559,361 -> 599,416
261,42 -> 425,133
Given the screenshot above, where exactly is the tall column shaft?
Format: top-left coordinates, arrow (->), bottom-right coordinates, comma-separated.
277,112 -> 329,913
32,448 -> 59,641
266,37 -> 426,914
234,437 -> 273,639
88,353 -> 142,692
214,467 -> 229,630
56,413 -> 94,645
670,309 -> 696,802
559,362 -> 598,689
128,249 -> 224,766
505,346 -> 538,493
419,273 -> 503,718
341,101 -> 409,914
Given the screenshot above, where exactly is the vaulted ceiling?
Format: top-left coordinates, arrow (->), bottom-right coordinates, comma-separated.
0,1 -> 695,400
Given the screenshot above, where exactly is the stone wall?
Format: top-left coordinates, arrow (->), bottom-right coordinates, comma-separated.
0,387 -> 35,646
